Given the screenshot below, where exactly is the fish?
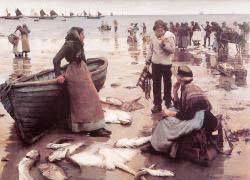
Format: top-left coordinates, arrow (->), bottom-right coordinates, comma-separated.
38,163 -> 67,180
46,143 -> 72,150
140,168 -> 175,177
104,109 -> 132,125
52,137 -> 74,144
46,137 -> 75,150
18,150 -> 40,180
100,97 -> 123,107
114,136 -> 151,148
48,142 -> 85,162
67,144 -> 137,175
121,97 -> 144,112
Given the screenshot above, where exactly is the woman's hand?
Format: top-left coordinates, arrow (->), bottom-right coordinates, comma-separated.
57,75 -> 65,84
159,36 -> 165,46
163,110 -> 177,117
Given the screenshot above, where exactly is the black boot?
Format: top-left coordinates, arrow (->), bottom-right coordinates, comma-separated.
151,105 -> 162,113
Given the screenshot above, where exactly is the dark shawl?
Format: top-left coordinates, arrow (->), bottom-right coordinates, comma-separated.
53,27 -> 86,76
176,82 -> 212,120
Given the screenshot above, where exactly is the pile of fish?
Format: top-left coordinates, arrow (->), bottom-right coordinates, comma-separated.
16,135 -> 175,179
67,144 -> 138,175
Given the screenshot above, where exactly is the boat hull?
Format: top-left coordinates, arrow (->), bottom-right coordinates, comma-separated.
0,58 -> 108,144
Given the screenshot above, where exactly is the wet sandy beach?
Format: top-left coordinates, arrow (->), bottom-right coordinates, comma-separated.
1,31 -> 250,179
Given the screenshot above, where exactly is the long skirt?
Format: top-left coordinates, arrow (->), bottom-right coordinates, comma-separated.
151,109 -> 205,153
192,31 -> 202,42
65,61 -> 105,132
178,35 -> 189,48
21,34 -> 30,52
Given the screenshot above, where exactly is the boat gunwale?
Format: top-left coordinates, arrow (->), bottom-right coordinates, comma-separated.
11,57 -> 108,88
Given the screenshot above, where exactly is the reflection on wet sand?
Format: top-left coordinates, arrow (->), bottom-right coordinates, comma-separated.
114,33 -> 119,50
10,57 -> 31,81
128,43 -> 140,61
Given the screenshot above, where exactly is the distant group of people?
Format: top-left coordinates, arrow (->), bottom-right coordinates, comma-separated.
127,22 -> 149,44
169,21 -> 250,51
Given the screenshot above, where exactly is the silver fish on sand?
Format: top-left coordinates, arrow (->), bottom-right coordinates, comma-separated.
104,109 -> 132,125
67,144 -> 137,175
114,136 -> 151,148
46,143 -> 72,150
100,97 -> 123,107
140,168 -> 175,177
39,163 -> 67,180
18,150 -> 40,180
48,142 -> 85,162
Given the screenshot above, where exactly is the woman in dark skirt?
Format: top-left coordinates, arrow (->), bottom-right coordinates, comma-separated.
53,27 -> 111,137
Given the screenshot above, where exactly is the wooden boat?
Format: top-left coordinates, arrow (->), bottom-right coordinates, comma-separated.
2,8 -> 23,20
86,15 -> 101,19
39,16 -> 55,20
0,57 -> 108,144
3,16 -> 22,20
39,9 -> 55,20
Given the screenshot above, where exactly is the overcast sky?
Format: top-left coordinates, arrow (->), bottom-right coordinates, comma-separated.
1,0 -> 250,15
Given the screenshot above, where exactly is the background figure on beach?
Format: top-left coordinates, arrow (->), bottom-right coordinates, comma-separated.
174,23 -> 180,46
146,20 -> 175,113
142,22 -> 147,34
189,21 -> 195,46
16,24 -> 30,58
177,23 -> 189,50
114,20 -> 118,32
192,22 -> 202,47
211,22 -> 222,52
221,22 -> 227,31
202,21 -> 211,47
8,33 -> 20,58
127,23 -> 137,44
169,22 -> 174,33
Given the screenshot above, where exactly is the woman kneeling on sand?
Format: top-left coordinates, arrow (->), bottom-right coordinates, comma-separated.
53,27 -> 111,137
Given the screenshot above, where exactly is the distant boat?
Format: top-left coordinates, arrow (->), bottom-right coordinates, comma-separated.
39,9 -> 55,20
15,8 -> 23,17
86,15 -> 101,19
83,10 -> 87,17
2,8 -> 23,20
50,10 -> 58,17
86,12 -> 104,19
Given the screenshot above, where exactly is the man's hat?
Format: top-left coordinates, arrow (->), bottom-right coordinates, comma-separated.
177,65 -> 193,81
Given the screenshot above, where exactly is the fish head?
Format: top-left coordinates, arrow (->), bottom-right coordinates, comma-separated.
26,150 -> 40,161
